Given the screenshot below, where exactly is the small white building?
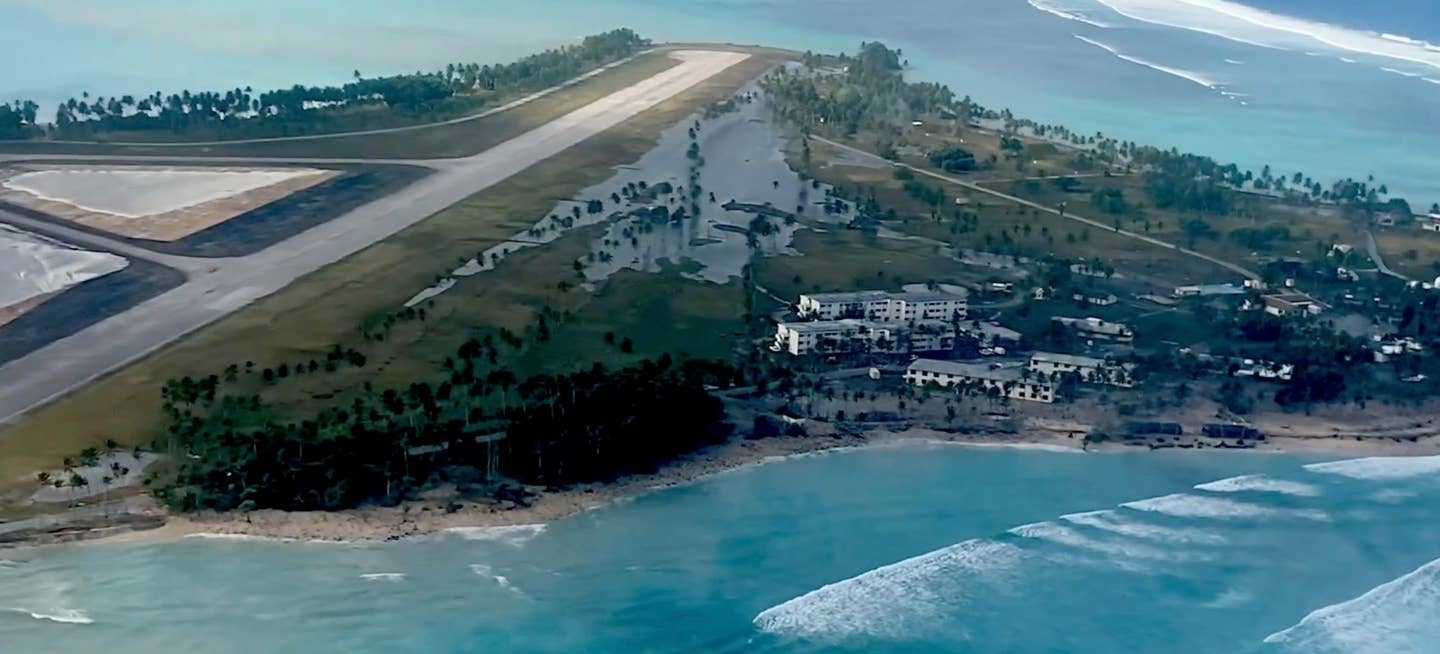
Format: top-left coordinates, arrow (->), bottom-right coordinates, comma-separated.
796,289 -> 968,322
773,319 -> 954,356
904,359 -> 1056,403
1028,352 -> 1135,387
1053,316 -> 1135,342
1072,292 -> 1119,307
1259,292 -> 1323,317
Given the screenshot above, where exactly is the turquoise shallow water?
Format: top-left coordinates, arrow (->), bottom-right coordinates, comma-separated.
1,0 -> 1437,205
3,445 -> 1439,653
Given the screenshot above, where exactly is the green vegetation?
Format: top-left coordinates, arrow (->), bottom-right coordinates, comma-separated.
0,48 -> 780,496
153,351 -> 736,511
12,30 -> 649,143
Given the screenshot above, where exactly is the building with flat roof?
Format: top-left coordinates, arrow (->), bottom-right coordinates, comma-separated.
773,319 -> 955,356
796,289 -> 967,322
1259,292 -> 1323,317
1052,316 -> 1134,342
904,359 -> 1056,403
1028,352 -> 1136,387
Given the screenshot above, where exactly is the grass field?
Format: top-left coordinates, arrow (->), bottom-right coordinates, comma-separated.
1373,228 -> 1440,279
0,50 -> 781,494
0,52 -> 685,160
801,140 -> 1232,285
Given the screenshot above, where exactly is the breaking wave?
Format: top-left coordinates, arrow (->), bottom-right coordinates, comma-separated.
1073,34 -> 1220,89
1264,556 -> 1440,653
1304,455 -> 1440,481
359,573 -> 406,582
1090,0 -> 1440,72
1194,474 -> 1321,497
753,539 -> 1021,640
1121,493 -> 1328,521
1027,0 -> 1115,28
6,608 -> 93,625
1060,509 -> 1227,545
447,524 -> 547,546
1009,521 -> 1209,562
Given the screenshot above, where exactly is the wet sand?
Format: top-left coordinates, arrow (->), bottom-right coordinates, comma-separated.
22,420 -> 1432,549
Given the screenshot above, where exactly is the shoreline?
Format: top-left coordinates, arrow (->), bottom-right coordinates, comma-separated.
5,423 -> 1436,550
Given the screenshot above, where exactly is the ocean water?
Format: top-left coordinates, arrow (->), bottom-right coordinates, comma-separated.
3,445 -> 1440,653
0,0 -> 1437,205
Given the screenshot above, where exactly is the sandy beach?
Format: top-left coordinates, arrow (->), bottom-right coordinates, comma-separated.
7,413 -> 1435,550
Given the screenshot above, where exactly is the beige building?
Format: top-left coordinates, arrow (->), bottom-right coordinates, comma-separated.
1028,352 -> 1135,387
904,359 -> 1056,403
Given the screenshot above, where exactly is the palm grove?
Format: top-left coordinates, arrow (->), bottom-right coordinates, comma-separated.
1,29 -> 649,140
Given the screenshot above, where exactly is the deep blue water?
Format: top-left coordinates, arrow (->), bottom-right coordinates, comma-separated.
3,445 -> 1439,653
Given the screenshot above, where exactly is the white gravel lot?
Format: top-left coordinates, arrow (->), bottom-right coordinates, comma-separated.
0,224 -> 127,311
2,168 -> 328,219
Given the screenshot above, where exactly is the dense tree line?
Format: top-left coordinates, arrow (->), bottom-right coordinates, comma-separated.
152,328 -> 740,511
14,29 -> 648,140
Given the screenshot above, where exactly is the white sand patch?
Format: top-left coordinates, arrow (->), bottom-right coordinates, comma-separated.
0,224 -> 127,311
3,167 -> 328,219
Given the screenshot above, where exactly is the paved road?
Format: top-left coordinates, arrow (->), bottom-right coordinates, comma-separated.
0,52 -> 652,151
813,136 -> 1260,281
0,207 -> 212,273
0,50 -> 749,425
1364,229 -> 1411,282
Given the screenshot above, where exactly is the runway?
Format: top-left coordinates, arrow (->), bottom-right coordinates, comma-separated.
0,50 -> 748,424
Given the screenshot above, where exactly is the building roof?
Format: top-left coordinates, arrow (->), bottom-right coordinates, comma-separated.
961,321 -> 1022,341
1053,316 -> 1132,336
800,289 -> 967,304
778,319 -> 867,334
1263,292 -> 1318,305
800,290 -> 894,304
907,359 -> 1033,384
1030,351 -> 1107,368
1175,283 -> 1246,296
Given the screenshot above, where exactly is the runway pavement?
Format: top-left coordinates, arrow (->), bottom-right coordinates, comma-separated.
0,50 -> 749,425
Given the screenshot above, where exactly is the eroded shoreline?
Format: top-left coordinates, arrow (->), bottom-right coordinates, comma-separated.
6,424 -> 1435,551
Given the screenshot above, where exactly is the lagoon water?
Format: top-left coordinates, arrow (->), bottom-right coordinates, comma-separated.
4,445 -> 1440,653
2,0 -> 1439,205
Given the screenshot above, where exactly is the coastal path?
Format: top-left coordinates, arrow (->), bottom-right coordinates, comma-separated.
812,136 -> 1260,281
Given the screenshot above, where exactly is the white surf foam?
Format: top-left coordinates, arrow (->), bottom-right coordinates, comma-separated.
1028,0 -> 1115,28
1009,521 -> 1208,562
6,607 -> 93,625
447,524 -> 547,546
1424,78 -> 1440,85
468,564 -> 517,591
1122,493 -> 1328,521
1382,67 -> 1424,78
1264,557 -> 1440,653
358,573 -> 406,582
933,441 -> 1083,454
753,539 -> 1021,640
1091,0 -> 1440,72
1223,58 -> 1245,64
1060,509 -> 1228,545
1304,455 -> 1440,481
1073,34 -> 1219,89
1194,474 -> 1321,497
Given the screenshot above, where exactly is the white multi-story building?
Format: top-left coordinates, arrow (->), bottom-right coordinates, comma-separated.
773,319 -> 955,356
796,290 -> 967,322
1028,352 -> 1135,387
904,359 -> 1056,403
